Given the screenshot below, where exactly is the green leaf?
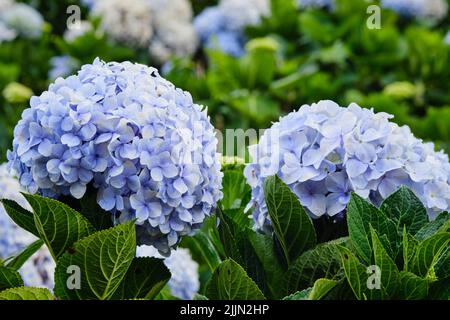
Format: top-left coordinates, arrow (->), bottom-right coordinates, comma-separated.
308,278 -> 337,300
285,238 -> 347,295
1,199 -> 38,236
415,212 -> 450,241
54,221 -> 136,300
411,232 -> 450,279
0,287 -> 54,300
435,244 -> 449,279
263,175 -> 316,266
6,240 -> 44,270
347,193 -> 398,265
282,289 -> 311,300
380,186 -> 428,234
338,246 -> 382,300
193,294 -> 209,300
402,227 -> 419,272
397,271 -> 429,300
370,226 -> 399,298
247,231 -> 285,299
220,169 -> 251,211
206,259 -> 265,300
112,257 -> 170,300
0,267 -> 23,291
22,193 -> 96,260
182,229 -> 222,273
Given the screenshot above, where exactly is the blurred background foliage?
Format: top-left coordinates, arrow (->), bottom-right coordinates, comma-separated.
0,0 -> 449,161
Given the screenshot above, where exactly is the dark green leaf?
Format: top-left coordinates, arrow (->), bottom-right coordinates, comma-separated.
411,232 -> 450,278
0,267 -> 23,291
6,239 -> 44,270
397,271 -> 428,300
206,259 -> 265,300
263,175 -> 316,266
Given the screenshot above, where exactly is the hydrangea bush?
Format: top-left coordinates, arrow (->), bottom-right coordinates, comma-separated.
8,58 -> 223,254
244,100 -> 450,232
194,0 -> 270,56
0,164 -> 54,289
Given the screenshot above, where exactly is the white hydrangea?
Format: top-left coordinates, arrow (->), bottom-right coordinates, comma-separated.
92,0 -> 153,47
63,20 -> 93,42
0,1 -> 44,39
219,0 -> 270,31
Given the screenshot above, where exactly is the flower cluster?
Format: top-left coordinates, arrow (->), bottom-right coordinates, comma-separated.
381,0 -> 448,21
88,0 -> 198,64
194,0 -> 270,57
48,56 -> 79,80
244,100 -> 450,232
0,164 -> 54,289
91,0 -> 153,48
146,0 -> 198,64
137,246 -> 200,300
0,0 -> 44,42
8,58 -> 223,254
297,0 -> 334,10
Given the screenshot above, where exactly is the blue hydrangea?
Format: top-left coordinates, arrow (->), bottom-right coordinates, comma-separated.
137,246 -> 199,300
0,2 -> 44,39
445,30 -> 450,45
297,0 -> 334,10
381,0 -> 448,21
0,164 -> 54,289
244,100 -> 450,232
8,58 -> 223,255
194,0 -> 269,57
48,56 -> 80,80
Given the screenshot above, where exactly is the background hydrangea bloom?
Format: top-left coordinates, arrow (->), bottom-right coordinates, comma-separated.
48,56 -> 80,80
194,0 -> 270,57
8,58 -> 223,255
137,245 -> 199,300
91,0 -> 153,48
244,100 -> 450,232
381,0 -> 448,21
0,0 -> 44,40
297,0 -> 335,10
146,0 -> 199,64
0,164 -> 54,289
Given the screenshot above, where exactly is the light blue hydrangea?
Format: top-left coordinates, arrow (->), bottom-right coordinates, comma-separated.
0,20 -> 16,43
8,58 -> 223,255
194,0 -> 269,57
48,56 -> 80,80
0,2 -> 44,39
381,0 -> 448,21
244,100 -> 450,232
0,164 -> 54,289
137,245 -> 199,300
445,30 -> 450,45
297,0 -> 334,10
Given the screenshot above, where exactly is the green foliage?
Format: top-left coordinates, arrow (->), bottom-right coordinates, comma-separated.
0,287 -> 54,300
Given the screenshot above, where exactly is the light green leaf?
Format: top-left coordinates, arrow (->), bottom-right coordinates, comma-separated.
380,186 -> 428,234
0,267 -> 23,291
308,278 -> 337,300
6,240 -> 44,270
0,287 -> 54,300
282,289 -> 311,300
220,169 -> 251,211
397,271 -> 429,300
411,232 -> 450,279
22,193 -> 95,260
54,221 -> 136,300
402,227 -> 419,272
263,175 -> 316,266
206,259 -> 265,300
112,257 -> 170,300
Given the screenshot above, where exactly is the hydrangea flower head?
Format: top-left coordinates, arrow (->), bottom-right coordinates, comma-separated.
244,100 -> 450,232
0,164 -> 54,288
0,1 -> 44,39
194,0 -> 269,57
8,58 -> 223,255
381,0 -> 448,21
48,56 -> 80,80
137,246 -> 200,300
297,0 -> 335,10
